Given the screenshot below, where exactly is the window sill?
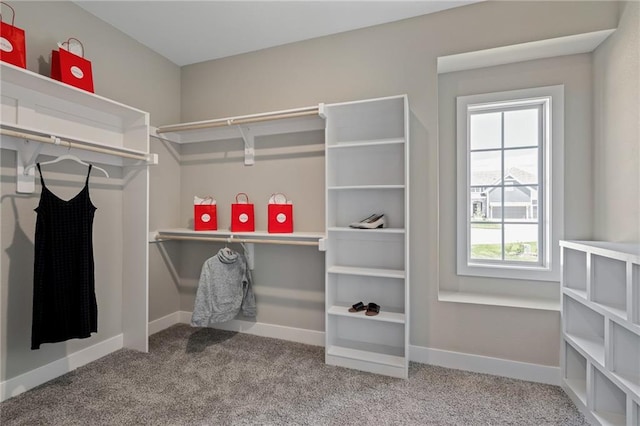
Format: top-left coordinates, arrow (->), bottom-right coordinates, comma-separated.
458,262 -> 560,282
438,290 -> 560,311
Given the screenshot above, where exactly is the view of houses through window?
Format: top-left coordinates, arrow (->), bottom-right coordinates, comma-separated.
468,104 -> 542,264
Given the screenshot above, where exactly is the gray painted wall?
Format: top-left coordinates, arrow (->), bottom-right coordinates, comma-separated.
1,1 -> 181,381
178,1 -> 618,367
438,54 -> 594,365
593,1 -> 640,242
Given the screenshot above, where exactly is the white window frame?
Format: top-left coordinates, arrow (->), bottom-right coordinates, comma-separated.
456,86 -> 564,282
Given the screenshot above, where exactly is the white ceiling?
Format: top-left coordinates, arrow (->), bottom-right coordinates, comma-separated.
75,1 -> 480,66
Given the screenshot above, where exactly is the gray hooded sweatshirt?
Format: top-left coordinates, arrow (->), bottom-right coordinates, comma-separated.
191,248 -> 256,326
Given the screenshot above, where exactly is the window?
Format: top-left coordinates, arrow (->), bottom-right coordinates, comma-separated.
457,86 -> 564,281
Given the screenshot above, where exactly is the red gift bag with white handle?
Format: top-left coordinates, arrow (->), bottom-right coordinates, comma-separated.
51,38 -> 94,93
268,193 -> 293,233
194,196 -> 217,231
231,193 -> 255,232
0,2 -> 26,68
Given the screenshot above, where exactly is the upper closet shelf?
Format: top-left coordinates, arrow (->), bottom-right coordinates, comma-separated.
326,137 -> 405,149
153,105 -> 325,165
0,62 -> 154,193
1,62 -> 148,121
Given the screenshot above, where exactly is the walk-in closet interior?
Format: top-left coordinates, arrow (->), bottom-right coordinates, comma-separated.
1,1 -> 638,425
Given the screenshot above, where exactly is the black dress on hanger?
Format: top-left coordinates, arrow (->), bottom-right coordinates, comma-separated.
31,163 -> 98,350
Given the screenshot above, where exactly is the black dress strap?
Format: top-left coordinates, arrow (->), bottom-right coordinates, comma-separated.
36,163 -> 45,187
85,164 -> 92,186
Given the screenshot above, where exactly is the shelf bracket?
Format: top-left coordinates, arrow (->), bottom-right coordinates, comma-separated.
236,125 -> 255,166
16,139 -> 45,193
318,237 -> 327,252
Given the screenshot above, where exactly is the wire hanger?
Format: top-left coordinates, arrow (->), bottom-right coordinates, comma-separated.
24,154 -> 109,177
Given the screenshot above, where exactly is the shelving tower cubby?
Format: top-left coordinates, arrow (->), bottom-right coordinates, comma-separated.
560,241 -> 640,426
321,95 -> 409,378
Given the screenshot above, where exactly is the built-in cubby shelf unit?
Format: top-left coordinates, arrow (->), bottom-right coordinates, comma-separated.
560,240 -> 640,426
322,95 -> 409,378
0,63 -> 151,354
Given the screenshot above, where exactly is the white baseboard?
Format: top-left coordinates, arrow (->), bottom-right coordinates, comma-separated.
409,345 -> 560,386
172,311 -> 324,346
0,334 -> 123,402
163,311 -> 559,385
149,311 -> 183,335
2,312 -> 559,403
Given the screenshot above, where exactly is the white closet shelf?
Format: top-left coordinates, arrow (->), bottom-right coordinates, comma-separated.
327,265 -> 405,279
592,412 -> 626,426
564,378 -> 588,405
562,286 -> 588,302
153,105 -> 324,165
152,228 -> 326,247
1,62 -> 147,120
154,106 -> 325,144
564,332 -> 605,366
614,372 -> 640,399
327,341 -> 405,367
327,137 -> 405,149
328,227 -> 405,235
563,288 -> 639,332
327,185 -> 405,190
328,305 -> 405,324
560,240 -> 640,263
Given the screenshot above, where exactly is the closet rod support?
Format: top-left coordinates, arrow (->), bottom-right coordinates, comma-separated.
237,126 -> 254,166
16,141 -> 42,193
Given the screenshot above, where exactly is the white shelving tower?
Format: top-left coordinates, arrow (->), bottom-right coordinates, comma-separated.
560,240 -> 640,426
321,95 -> 410,378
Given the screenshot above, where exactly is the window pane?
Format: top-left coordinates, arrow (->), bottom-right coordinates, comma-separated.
504,224 -> 538,262
470,150 -> 501,186
482,186 -> 503,221
504,108 -> 538,148
470,112 -> 501,150
470,223 -> 503,260
504,148 -> 538,185
469,188 -> 499,221
504,185 -> 538,222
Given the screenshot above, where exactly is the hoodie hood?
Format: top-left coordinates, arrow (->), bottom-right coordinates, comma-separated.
217,247 -> 238,264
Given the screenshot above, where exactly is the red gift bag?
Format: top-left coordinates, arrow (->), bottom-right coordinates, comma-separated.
51,38 -> 94,93
0,2 -> 26,68
268,193 -> 293,233
194,196 -> 217,231
231,193 -> 255,232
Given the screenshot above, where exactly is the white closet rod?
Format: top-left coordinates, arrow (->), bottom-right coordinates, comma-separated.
156,108 -> 320,134
155,234 -> 319,247
1,128 -> 149,161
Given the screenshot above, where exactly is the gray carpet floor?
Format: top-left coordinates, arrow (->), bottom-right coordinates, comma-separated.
1,324 -> 587,425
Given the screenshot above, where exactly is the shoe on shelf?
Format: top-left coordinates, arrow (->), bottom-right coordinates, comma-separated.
349,214 -> 386,229
348,301 -> 366,312
365,302 -> 380,316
